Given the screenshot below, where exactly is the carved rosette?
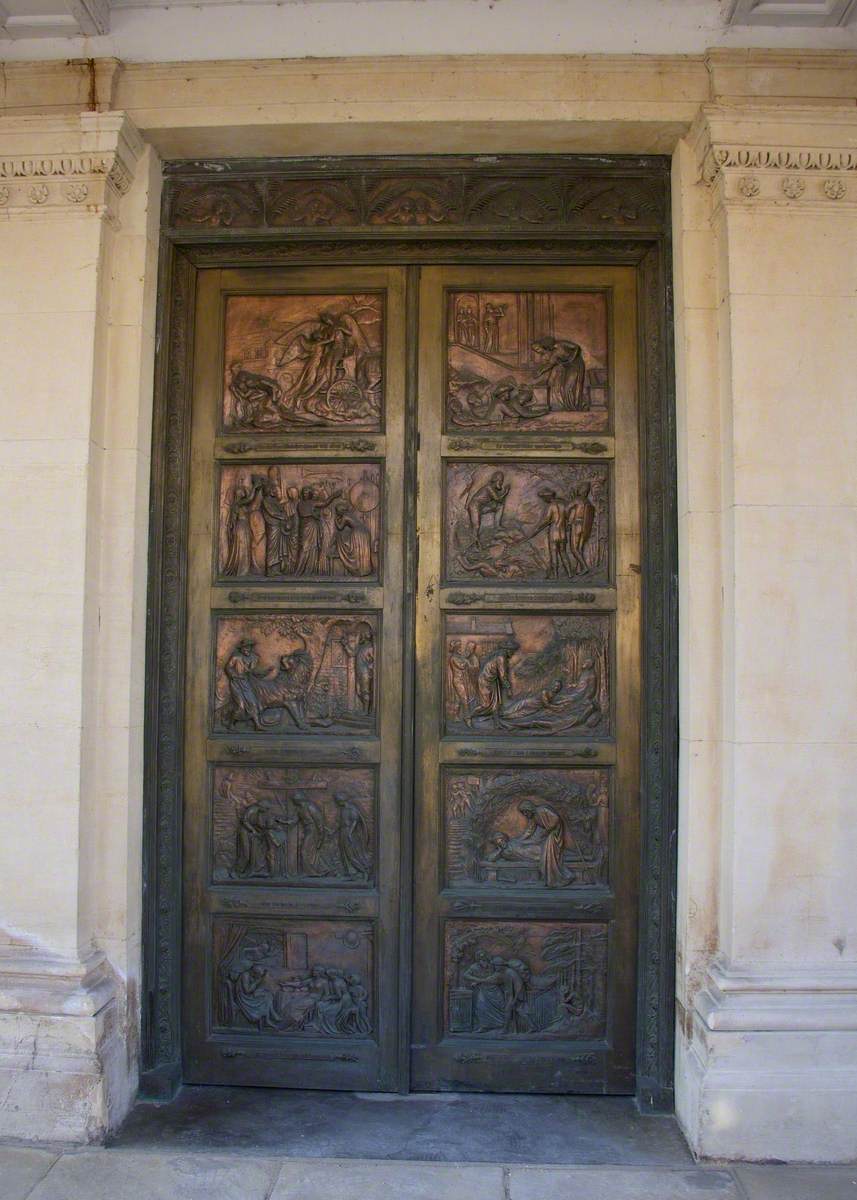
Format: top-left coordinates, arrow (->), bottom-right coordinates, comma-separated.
0,113 -> 142,221
693,106 -> 857,211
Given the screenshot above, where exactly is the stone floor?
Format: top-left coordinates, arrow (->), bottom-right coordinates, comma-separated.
1,1090 -> 856,1199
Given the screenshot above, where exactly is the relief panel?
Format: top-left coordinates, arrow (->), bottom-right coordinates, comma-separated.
444,920 -> 607,1039
218,463 -> 382,581
444,768 -> 608,889
213,917 -> 373,1038
223,294 -> 384,432
444,462 -> 608,584
446,290 -> 609,433
214,613 -> 378,736
212,765 -> 374,885
444,613 -> 610,738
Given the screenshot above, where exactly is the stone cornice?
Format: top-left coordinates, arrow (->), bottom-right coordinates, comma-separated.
0,111 -> 143,220
691,103 -> 857,211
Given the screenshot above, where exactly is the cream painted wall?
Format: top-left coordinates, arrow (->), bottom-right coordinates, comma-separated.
0,50 -> 856,1158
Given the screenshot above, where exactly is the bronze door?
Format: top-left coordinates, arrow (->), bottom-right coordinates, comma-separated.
181,262 -> 640,1094
411,268 -> 640,1093
183,267 -> 407,1089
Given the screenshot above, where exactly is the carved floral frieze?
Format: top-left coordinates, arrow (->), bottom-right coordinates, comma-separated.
164,167 -> 667,232
0,114 -> 142,219
693,107 -> 857,210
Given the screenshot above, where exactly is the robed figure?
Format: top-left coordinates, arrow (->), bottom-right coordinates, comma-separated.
333,793 -> 372,880
515,800 -> 574,887
223,485 -> 255,576
329,500 -> 375,577
532,336 -> 587,411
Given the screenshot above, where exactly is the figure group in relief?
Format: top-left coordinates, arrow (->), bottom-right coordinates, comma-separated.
445,615 -> 608,737
225,782 -> 371,883
217,617 -> 376,735
218,928 -> 372,1037
447,923 -> 606,1039
446,769 -> 607,890
447,291 -> 604,431
450,466 -> 601,582
224,296 -> 383,430
222,466 -> 380,581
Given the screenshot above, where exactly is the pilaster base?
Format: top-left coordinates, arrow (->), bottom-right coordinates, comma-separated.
0,946 -> 134,1143
677,957 -> 857,1163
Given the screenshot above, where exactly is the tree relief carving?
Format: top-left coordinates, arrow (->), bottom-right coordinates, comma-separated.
445,920 -> 607,1039
218,462 -> 382,582
223,294 -> 384,433
214,918 -> 373,1038
214,613 -> 377,736
446,290 -> 609,433
212,765 -> 374,885
444,613 -> 610,738
445,768 -> 608,889
444,462 -> 608,584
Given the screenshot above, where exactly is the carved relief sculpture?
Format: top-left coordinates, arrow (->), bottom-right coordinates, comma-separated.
214,614 -> 378,735
445,921 -> 607,1039
214,918 -> 373,1037
212,765 -> 374,885
445,462 -> 608,583
219,463 -> 382,581
445,768 -> 608,888
223,294 -> 384,431
444,614 -> 610,737
446,291 -> 609,433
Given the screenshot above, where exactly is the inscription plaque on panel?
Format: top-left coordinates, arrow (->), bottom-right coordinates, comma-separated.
223,294 -> 384,432
213,917 -> 373,1037
444,613 -> 610,737
212,765 -> 374,885
446,291 -> 608,433
444,920 -> 607,1039
444,768 -> 608,889
218,463 -> 382,581
444,462 -> 608,584
214,613 -> 378,736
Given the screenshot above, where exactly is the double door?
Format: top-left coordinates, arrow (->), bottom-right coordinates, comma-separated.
182,263 -> 640,1094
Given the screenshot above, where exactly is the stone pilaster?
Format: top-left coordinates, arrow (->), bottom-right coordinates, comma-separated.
0,111 -> 150,1142
676,104 -> 857,1163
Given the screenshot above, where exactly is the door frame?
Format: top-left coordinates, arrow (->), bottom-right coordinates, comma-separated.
140,154 -> 677,1111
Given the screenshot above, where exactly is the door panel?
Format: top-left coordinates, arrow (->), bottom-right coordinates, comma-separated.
181,261 -> 641,1096
411,267 -> 640,1093
183,267 -> 406,1090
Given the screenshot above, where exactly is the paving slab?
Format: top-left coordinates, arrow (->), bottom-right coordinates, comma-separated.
508,1165 -> 741,1199
114,1087 -> 694,1165
736,1165 -> 857,1199
0,1148 -> 58,1200
24,1149 -> 280,1200
271,1158 -> 504,1199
